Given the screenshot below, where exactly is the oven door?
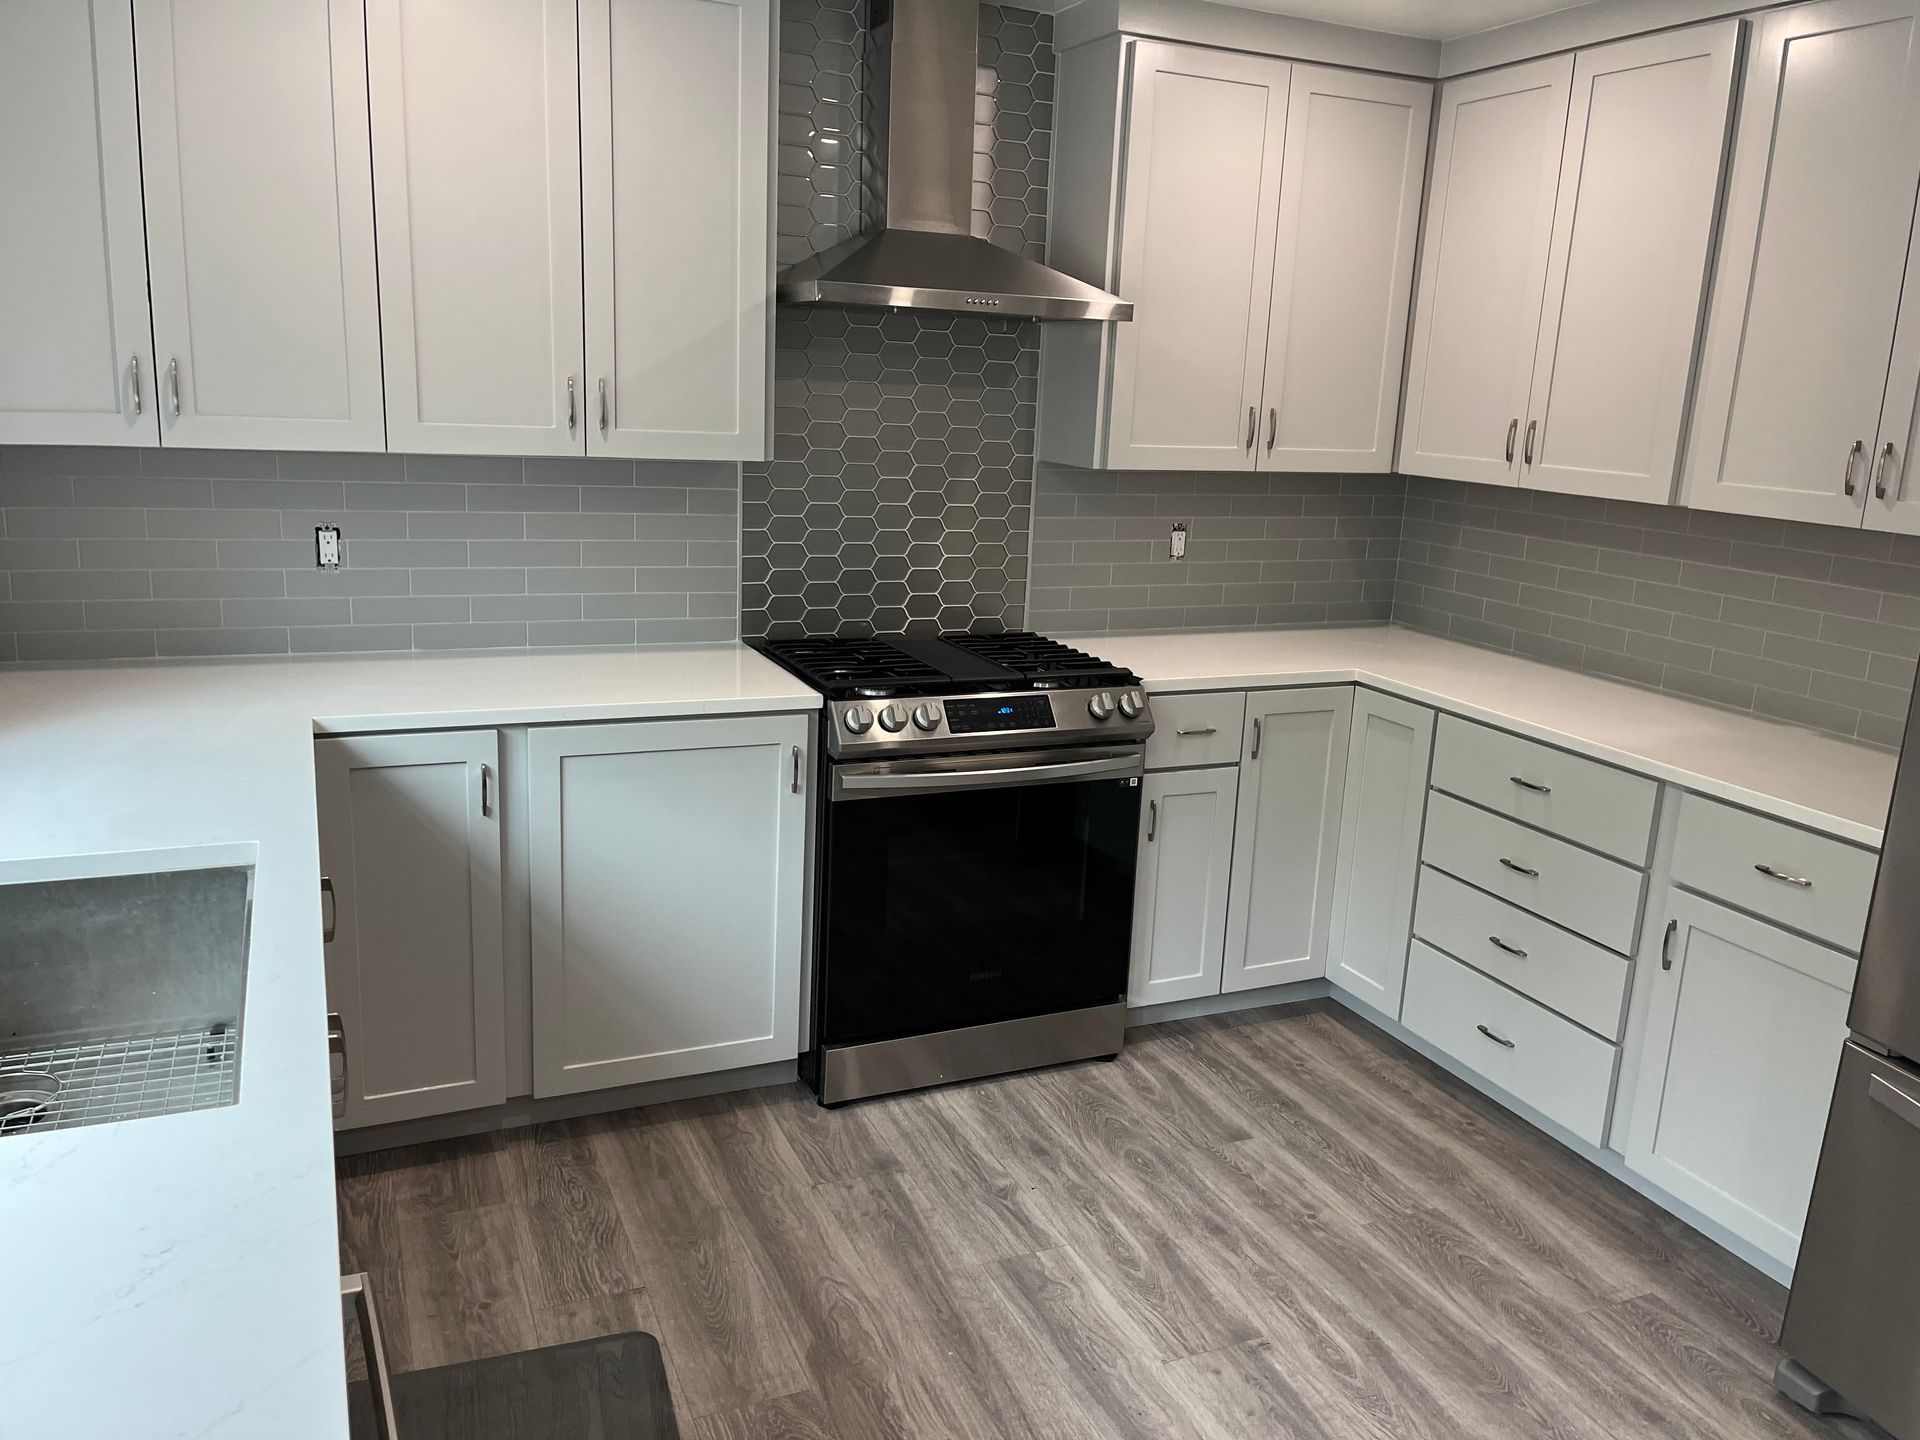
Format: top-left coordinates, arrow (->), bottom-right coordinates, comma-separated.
819,745 -> 1144,1048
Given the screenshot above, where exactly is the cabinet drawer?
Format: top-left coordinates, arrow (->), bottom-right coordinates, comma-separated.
1145,691 -> 1247,771
1421,792 -> 1646,953
1412,866 -> 1630,1039
1402,940 -> 1618,1146
1671,794 -> 1877,952
1431,715 -> 1658,864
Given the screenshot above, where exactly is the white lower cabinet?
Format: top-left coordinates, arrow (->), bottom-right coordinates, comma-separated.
1625,888 -> 1856,1268
1128,767 -> 1239,1007
316,730 -> 506,1129
526,714 -> 808,1097
1326,690 -> 1434,1016
1223,688 -> 1353,992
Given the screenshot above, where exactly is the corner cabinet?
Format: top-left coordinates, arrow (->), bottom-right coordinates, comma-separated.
1326,691 -> 1434,1016
1128,767 -> 1239,1007
0,1 -> 154,447
1222,688 -> 1353,991
527,714 -> 808,1097
1400,23 -> 1739,502
317,731 -> 506,1129
1040,40 -> 1429,473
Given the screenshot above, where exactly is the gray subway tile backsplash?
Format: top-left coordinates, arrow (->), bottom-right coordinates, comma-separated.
0,445 -> 739,659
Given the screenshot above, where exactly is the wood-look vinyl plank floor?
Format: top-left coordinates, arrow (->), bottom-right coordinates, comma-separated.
337,1000 -> 1869,1439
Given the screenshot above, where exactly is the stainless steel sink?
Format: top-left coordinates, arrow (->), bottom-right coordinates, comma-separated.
0,857 -> 251,1136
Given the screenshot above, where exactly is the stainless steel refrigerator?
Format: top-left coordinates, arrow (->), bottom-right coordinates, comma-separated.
1777,675 -> 1920,1435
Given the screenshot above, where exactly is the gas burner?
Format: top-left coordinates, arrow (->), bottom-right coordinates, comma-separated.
938,631 -> 1139,691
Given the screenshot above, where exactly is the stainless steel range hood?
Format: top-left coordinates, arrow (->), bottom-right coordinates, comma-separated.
776,0 -> 1132,322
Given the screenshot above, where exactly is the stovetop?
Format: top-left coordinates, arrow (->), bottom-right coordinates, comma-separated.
750,630 -> 1154,758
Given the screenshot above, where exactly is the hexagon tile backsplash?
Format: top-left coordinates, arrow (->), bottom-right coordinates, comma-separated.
742,0 -> 1053,639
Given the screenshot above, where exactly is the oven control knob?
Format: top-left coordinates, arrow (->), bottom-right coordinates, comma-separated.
843,704 -> 874,735
1117,688 -> 1146,719
912,702 -> 941,732
878,703 -> 909,733
1088,691 -> 1116,721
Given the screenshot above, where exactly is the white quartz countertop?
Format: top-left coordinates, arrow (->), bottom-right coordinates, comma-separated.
0,643 -> 816,1438
1074,625 -> 1897,848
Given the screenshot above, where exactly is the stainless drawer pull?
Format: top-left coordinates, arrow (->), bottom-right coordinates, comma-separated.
791,745 -> 803,795
1870,1074 -> 1920,1133
480,763 -> 493,817
1662,917 -> 1677,971
130,354 -> 143,416
1487,935 -> 1528,959
1504,418 -> 1518,464
327,1012 -> 347,1119
1476,1023 -> 1516,1050
1876,440 -> 1898,500
320,875 -> 337,942
1845,438 -> 1864,496
1245,405 -> 1256,452
1175,726 -> 1217,737
342,1273 -> 399,1440
1250,717 -> 1261,761
1147,799 -> 1158,842
1509,776 -> 1551,794
1754,863 -> 1812,888
1498,857 -> 1539,878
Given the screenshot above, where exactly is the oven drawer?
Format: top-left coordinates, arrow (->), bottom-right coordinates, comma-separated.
1671,793 -> 1877,951
1144,691 -> 1247,771
1402,940 -> 1618,1146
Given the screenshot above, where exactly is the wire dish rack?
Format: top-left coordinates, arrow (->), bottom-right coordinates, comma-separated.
0,1024 -> 239,1137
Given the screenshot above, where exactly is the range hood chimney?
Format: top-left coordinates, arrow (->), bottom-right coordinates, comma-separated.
776,0 -> 1133,322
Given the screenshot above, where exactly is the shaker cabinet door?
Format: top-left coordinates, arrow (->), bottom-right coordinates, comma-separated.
0,1 -> 155,447
1398,56 -> 1573,487
1128,767 -> 1239,1008
134,0 -> 385,451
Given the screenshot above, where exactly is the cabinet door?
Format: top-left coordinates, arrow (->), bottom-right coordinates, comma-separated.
1257,67 -> 1431,474
1326,691 -> 1434,1016
1523,23 -> 1739,504
1223,687 -> 1353,992
0,2 -> 154,447
1104,43 -> 1289,470
582,0 -> 771,461
1868,106 -> 1920,534
528,715 -> 807,1096
1398,56 -> 1573,487
367,0 -> 585,457
1128,767 -> 1239,1007
317,731 -> 505,1129
1685,0 -> 1920,526
1626,889 -> 1855,1268
134,0 -> 384,451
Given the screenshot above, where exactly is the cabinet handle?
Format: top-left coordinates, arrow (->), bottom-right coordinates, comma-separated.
1661,916 -> 1677,971
168,357 -> 181,417
791,744 -> 803,794
1498,856 -> 1538,878
320,875 -> 337,943
1147,798 -> 1158,842
327,1011 -> 347,1117
1250,717 -> 1261,761
1876,441 -> 1899,501
1487,935 -> 1528,959
567,376 -> 577,434
1509,775 -> 1550,794
1245,405 -> 1256,453
1845,438 -> 1864,496
341,1274 -> 399,1440
480,763 -> 492,817
1505,418 -> 1518,464
1265,406 -> 1277,453
1175,726 -> 1217,737
1523,419 -> 1538,467
599,377 -> 609,436
1754,863 -> 1812,888
130,355 -> 142,416
1476,1023 -> 1515,1050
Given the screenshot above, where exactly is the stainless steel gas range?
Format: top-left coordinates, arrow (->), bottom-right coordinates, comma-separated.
751,631 -> 1155,1105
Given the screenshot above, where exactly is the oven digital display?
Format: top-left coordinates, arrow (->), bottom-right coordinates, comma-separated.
945,695 -> 1056,733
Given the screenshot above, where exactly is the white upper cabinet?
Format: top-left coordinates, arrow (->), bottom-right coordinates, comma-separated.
1686,0 -> 1920,526
1524,24 -> 1740,503
1259,66 -> 1431,472
1104,43 -> 1289,470
581,0 -> 772,460
0,2 -> 154,447
1399,56 -> 1573,487
367,0 -> 586,457
134,0 -> 385,451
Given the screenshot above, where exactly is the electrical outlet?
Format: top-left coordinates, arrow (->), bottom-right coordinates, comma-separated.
315,524 -> 341,570
1169,521 -> 1188,561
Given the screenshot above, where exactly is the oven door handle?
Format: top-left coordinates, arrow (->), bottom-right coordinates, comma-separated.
833,750 -> 1144,799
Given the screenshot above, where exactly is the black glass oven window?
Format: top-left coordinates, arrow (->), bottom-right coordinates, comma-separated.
944,695 -> 1056,734
821,774 -> 1140,1047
